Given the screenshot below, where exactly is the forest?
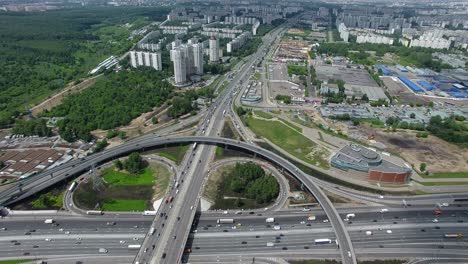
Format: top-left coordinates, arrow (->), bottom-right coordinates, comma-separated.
316,43 -> 453,71
0,7 -> 169,127
42,69 -> 173,142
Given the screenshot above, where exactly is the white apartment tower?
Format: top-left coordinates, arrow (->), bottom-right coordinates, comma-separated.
209,36 -> 219,62
192,43 -> 204,75
171,48 -> 187,85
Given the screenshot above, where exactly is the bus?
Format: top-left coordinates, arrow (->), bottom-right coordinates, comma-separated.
314,239 -> 332,245
68,181 -> 77,192
86,210 -> 103,215
217,219 -> 234,224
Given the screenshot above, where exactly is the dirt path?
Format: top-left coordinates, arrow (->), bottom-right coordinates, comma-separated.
31,74 -> 103,116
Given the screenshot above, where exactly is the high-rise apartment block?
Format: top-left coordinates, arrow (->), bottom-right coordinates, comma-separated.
171,40 -> 204,86
130,51 -> 162,71
209,36 -> 220,62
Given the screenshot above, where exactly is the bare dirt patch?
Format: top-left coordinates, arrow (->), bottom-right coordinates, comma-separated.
359,126 -> 467,173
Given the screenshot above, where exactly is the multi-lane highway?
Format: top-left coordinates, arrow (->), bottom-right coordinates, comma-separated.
1,207 -> 467,263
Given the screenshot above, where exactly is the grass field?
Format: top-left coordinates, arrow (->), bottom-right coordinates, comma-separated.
0,260 -> 32,264
246,116 -> 329,168
150,144 -> 189,165
103,167 -> 154,186
254,110 -> 274,119
422,172 -> 468,179
102,199 -> 147,211
278,117 -> 303,132
416,181 -> 468,186
151,162 -> 171,200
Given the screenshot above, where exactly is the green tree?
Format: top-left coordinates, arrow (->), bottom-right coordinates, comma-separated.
420,163 -> 427,172
410,113 -> 416,119
114,160 -> 123,170
124,152 -> 143,174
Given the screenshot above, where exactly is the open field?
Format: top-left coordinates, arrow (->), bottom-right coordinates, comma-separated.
103,167 -> 154,186
0,260 -> 31,264
246,116 -> 329,169
254,110 -> 274,119
416,181 -> 468,187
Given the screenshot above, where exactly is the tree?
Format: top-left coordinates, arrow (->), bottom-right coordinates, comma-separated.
124,152 -> 143,174
410,113 -> 416,119
114,160 -> 123,170
152,117 -> 158,124
361,93 -> 369,102
93,139 -> 108,153
420,163 -> 427,172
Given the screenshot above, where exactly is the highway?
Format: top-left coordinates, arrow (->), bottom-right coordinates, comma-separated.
1,207 -> 467,263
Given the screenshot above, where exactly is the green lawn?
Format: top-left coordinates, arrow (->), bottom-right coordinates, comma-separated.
422,172 -> 468,179
0,261 -> 31,264
102,199 -> 147,211
279,117 -> 303,132
416,181 -> 468,186
246,116 -> 328,168
103,167 -> 154,186
254,110 -> 274,119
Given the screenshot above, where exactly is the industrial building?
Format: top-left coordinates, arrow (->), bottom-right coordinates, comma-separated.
129,51 -> 163,71
331,144 -> 412,184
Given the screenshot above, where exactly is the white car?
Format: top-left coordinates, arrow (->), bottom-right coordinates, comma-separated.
379,195 -> 384,199
119,241 -> 126,244
300,221 -> 306,224
323,219 -> 329,223
303,208 -> 311,212
45,238 -> 52,242
432,218 -> 439,223
231,226 -> 237,230
133,237 -> 139,241
223,211 -> 228,214
386,230 -> 393,234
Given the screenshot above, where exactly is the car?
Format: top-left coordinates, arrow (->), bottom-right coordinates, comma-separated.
304,246 -> 309,249
33,245 -> 39,248
25,232 -> 31,235
379,195 -> 384,199
119,240 -> 125,244
223,230 -> 228,232
303,208 -> 311,212
14,242 -> 21,245
421,229 -> 426,232
306,224 -> 311,227
133,237 -> 139,241
223,211 -> 228,214
393,222 -> 398,224
23,252 -> 30,256
65,231 -> 71,235
300,221 -> 306,224
144,248 -> 148,253
386,230 -> 392,234
76,241 -> 81,244
255,235 -> 260,238
282,247 -> 288,250
323,219 -> 329,223
432,218 -> 439,223
0,228 -> 6,231
241,241 -> 247,244
162,253 -> 166,259
435,226 -> 440,229
76,238 -> 82,241
59,228 -> 64,232
348,251 -> 352,257
45,238 -> 52,241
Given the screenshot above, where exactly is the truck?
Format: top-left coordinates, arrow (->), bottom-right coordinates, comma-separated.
444,233 -> 463,238
44,219 -> 54,224
307,215 -> 316,221
127,245 -> 141,249
68,181 -> 77,192
266,217 -> 275,223
143,211 -> 157,216
217,219 -> 234,224
315,239 -> 332,245
86,210 -> 103,215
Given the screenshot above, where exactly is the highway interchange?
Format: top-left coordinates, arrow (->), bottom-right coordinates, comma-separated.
0,22 -> 467,264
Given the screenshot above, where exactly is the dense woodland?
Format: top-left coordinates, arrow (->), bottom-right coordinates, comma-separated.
316,43 -> 453,71
219,162 -> 279,205
42,69 -> 173,142
0,7 -> 169,127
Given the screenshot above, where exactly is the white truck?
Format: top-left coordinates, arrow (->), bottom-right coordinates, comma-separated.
44,219 -> 54,224
266,217 -> 275,223
346,213 -> 355,219
128,245 -> 141,249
